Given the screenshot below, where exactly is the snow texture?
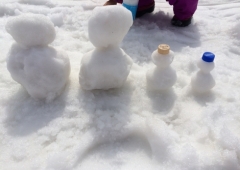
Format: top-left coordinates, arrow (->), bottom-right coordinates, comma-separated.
19,0 -> 56,7
0,4 -> 15,16
88,5 -> 133,48
1,0 -> 240,170
6,14 -> 56,47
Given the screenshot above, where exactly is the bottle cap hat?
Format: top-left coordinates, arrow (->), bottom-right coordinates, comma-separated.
202,52 -> 215,62
158,44 -> 170,55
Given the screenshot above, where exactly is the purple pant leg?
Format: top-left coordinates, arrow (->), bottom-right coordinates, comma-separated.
167,0 -> 198,20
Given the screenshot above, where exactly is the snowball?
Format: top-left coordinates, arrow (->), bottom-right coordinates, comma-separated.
5,14 -> 56,47
191,71 -> 215,93
7,43 -> 70,102
151,50 -> 174,68
79,46 -> 133,90
88,6 -> 133,48
146,67 -> 177,91
197,59 -> 215,73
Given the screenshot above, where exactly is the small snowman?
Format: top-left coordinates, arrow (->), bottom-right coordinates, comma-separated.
146,44 -> 177,91
79,6 -> 133,90
6,14 -> 70,102
191,52 -> 215,93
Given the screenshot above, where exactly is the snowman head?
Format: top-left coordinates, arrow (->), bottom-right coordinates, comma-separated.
5,14 -> 56,47
88,5 -> 133,48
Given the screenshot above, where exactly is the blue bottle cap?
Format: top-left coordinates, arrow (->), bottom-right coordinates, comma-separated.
202,52 -> 215,62
123,3 -> 138,20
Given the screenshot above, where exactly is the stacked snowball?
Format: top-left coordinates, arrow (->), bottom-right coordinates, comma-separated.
79,6 -> 133,90
6,14 -> 70,102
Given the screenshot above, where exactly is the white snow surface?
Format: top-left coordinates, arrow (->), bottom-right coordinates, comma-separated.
0,0 -> 240,170
79,46 -> 133,90
6,14 -> 56,47
88,5 -> 133,48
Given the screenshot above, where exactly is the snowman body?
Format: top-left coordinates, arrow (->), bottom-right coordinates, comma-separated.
146,44 -> 177,91
79,6 -> 133,90
191,52 -> 215,93
6,14 -> 70,102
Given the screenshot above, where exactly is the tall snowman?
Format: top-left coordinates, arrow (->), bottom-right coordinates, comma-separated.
6,14 -> 70,102
79,6 -> 133,90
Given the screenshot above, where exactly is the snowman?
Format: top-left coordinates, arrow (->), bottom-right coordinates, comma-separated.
6,14 -> 70,102
191,52 -> 215,93
146,44 -> 177,91
79,5 -> 133,90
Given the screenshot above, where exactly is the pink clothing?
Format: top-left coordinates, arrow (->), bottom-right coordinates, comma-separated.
116,0 -> 198,20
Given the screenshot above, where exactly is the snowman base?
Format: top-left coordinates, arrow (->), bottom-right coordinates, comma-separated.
146,66 -> 177,91
79,46 -> 133,90
191,71 -> 215,93
7,43 -> 70,102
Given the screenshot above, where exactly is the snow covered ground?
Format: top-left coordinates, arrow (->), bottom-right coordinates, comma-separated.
0,0 -> 240,169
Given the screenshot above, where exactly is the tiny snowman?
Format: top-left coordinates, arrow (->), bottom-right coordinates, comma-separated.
79,6 -> 133,90
6,14 -> 70,102
146,44 -> 177,91
191,52 -> 215,93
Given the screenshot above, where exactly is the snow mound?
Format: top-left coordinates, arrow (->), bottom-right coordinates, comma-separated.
0,4 -> 15,16
7,43 -> 70,102
146,117 -> 178,161
19,0 -> 55,7
5,14 -> 56,47
88,5 -> 133,48
79,46 -> 133,90
49,13 -> 64,27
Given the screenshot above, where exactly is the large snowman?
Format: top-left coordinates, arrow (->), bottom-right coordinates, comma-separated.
79,6 -> 133,90
6,14 -> 70,102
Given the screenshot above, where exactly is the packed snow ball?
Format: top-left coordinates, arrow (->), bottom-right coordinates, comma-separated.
88,5 -> 133,48
5,14 -> 56,47
79,47 -> 133,90
7,44 -> 70,102
151,50 -> 174,68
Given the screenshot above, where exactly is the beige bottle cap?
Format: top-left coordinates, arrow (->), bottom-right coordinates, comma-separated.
158,44 -> 170,55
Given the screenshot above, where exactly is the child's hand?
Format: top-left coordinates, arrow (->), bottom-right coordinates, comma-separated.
104,0 -> 117,6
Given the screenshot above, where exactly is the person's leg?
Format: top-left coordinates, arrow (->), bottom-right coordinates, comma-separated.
136,0 -> 155,18
167,0 -> 198,27
104,0 -> 117,5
